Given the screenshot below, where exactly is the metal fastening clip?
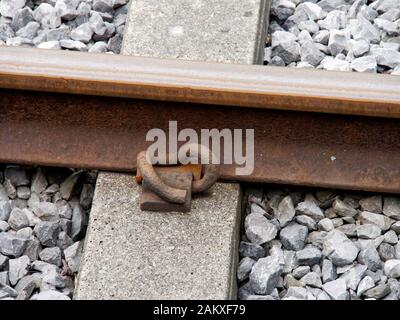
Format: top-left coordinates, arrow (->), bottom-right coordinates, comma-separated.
136,143 -> 219,212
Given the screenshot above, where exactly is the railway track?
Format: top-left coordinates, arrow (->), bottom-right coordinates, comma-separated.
1,46 -> 400,193
1,0 -> 400,303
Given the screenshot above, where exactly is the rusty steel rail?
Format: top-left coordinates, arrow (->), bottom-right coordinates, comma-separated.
1,47 -> 400,118
1,47 -> 400,193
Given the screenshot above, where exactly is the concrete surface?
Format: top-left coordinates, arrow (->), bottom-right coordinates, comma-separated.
74,173 -> 242,299
122,0 -> 270,64
75,0 -> 270,300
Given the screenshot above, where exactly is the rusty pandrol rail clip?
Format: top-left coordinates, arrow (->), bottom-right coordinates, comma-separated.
135,144 -> 219,212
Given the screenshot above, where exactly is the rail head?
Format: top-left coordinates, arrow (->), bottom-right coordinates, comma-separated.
0,46 -> 400,118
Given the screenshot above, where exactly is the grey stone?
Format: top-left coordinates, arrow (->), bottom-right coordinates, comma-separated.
293,266 -> 310,279
245,213 -> 278,245
328,30 -> 349,57
0,284 -> 18,298
57,203 -> 72,220
15,275 -> 38,300
318,10 -> 346,30
380,8 -> 400,22
340,264 -> 367,291
0,0 -> 27,18
384,259 -> 400,278
351,56 -> 377,73
31,169 -> 47,194
0,24 -> 15,42
272,41 -> 300,65
9,255 -> 30,286
298,30 -> 313,45
89,11 -> 106,36
16,21 -> 40,40
34,221 -> 59,247
23,237 -> 41,262
0,233 -> 28,257
93,0 -> 113,13
282,250 -> 298,274
3,179 -> 16,199
364,283 -> 391,299
296,246 -> 322,266
322,278 -> 349,300
93,21 -> 115,41
298,20 -> 319,34
383,197 -> 400,220
239,241 -> 264,259
359,235 -> 385,250
0,271 -> 8,285
275,195 -> 295,228
375,18 -> 398,35
295,214 -> 317,231
296,2 -> 325,21
35,290 -> 70,300
42,267 -> 65,288
33,3 -> 61,29
59,172 -> 80,200
64,240 -> 83,273
237,257 -> 256,282
384,230 -> 398,245
392,221 -> 400,235
350,17 -> 380,43
57,231 -> 73,250
8,208 -> 30,231
323,230 -> 359,266
60,40 -> 87,51
270,0 -> 295,21
322,259 -> 337,283
0,253 -> 9,271
296,200 -> 324,221
371,48 -> 400,68
318,218 -> 334,232
70,22 -> 93,43
107,34 -> 122,53
45,26 -> 70,41
384,279 -> 400,300
17,227 -> 33,239
0,200 -> 11,221
70,204 -> 88,241
357,224 -> 382,239
357,275 -> 375,297
359,211 -> 394,231
23,208 -> 40,228
358,246 -> 382,271
284,286 -> 308,300
88,41 -> 108,53
313,29 -> 330,45
300,272 -> 322,288
39,247 -> 62,267
347,39 -> 370,57
337,224 -> 358,238
249,255 -> 283,295
280,222 -> 308,251
35,202 -> 59,221
55,0 -> 78,21
306,231 -> 327,249
396,243 -> 400,259
16,186 -> 30,200
378,243 -> 395,261
11,7 -> 34,31
300,41 -> 325,67
0,221 -> 9,232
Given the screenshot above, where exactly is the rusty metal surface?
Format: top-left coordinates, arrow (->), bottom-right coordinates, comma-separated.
137,151 -> 187,204
1,88 -> 400,194
141,171 -> 193,213
1,47 -> 400,119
